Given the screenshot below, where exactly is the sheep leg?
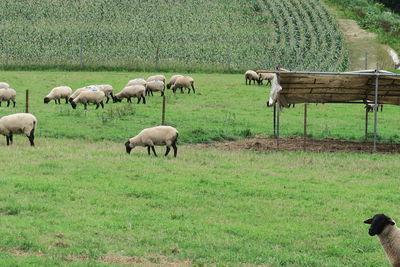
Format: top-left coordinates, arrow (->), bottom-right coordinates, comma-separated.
95,103 -> 100,109
142,96 -> 146,104
105,96 -> 110,104
7,100 -> 10,107
84,103 -> 88,110
6,136 -> 9,146
58,99 -> 61,104
65,97 -> 68,104
0,101 -> 2,106
180,88 -> 184,94
165,146 -> 171,156
12,100 -> 16,108
147,146 -> 151,155
100,101 -> 104,109
9,134 -> 13,144
172,143 -> 178,157
192,85 -> 195,94
187,87 -> 191,94
150,90 -> 153,96
161,91 -> 164,97
151,146 -> 157,157
128,97 -> 132,103
28,131 -> 34,146
137,97 -> 141,104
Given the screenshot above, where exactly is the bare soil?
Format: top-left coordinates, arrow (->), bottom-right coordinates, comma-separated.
194,137 -> 400,154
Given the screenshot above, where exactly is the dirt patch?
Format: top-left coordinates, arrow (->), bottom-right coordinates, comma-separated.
101,255 -> 191,266
194,137 -> 400,154
0,248 -> 43,257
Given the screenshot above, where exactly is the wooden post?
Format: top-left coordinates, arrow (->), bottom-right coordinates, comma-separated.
79,35 -> 83,69
276,102 -> 280,148
373,66 -> 379,153
365,52 -> 368,69
161,94 -> 166,125
304,103 -> 307,151
273,104 -> 276,137
365,106 -> 368,140
25,90 -> 29,113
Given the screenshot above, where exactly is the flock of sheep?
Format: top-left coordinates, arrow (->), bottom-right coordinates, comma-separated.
0,74 -> 196,157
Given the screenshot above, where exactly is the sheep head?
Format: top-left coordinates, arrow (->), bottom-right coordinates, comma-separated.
364,214 -> 395,236
44,97 -> 51,104
125,141 -> 133,154
70,101 -> 77,109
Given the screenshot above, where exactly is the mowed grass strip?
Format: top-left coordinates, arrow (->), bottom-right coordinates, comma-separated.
0,138 -> 399,265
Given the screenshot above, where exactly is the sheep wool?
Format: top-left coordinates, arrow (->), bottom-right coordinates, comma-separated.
245,70 -> 260,85
125,126 -> 179,157
0,88 -> 17,107
364,214 -> 400,267
0,82 -> 10,88
258,72 -> 275,86
167,75 -> 184,89
69,85 -> 99,102
147,75 -> 166,84
113,85 -> 146,104
171,76 -> 195,94
127,78 -> 147,87
71,89 -> 105,110
145,80 -> 165,96
95,84 -> 114,103
0,113 -> 37,146
44,86 -> 72,104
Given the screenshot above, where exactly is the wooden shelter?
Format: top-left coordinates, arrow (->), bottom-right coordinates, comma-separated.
257,69 -> 400,152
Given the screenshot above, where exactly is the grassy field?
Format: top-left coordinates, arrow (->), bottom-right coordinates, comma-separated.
0,138 -> 399,266
0,71 -> 399,144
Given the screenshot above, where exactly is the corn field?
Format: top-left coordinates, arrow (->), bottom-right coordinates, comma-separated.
0,0 -> 348,72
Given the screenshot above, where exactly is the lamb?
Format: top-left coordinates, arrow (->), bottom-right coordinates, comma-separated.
70,89 -> 105,110
44,86 -> 72,104
364,214 -> 400,267
0,113 -> 37,146
0,82 -> 10,88
68,85 -> 98,103
171,76 -> 195,94
166,75 -> 184,89
145,80 -> 165,96
245,70 -> 260,85
125,126 -> 179,157
127,78 -> 147,87
96,84 -> 114,104
113,85 -> 146,104
0,88 -> 17,107
258,72 -> 275,86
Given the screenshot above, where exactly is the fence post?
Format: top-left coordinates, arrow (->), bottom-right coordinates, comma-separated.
25,90 -> 29,113
161,94 -> 166,125
365,52 -> 368,69
303,103 -> 307,151
80,35 -> 83,69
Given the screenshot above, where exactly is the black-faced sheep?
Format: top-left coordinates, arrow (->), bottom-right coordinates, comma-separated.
113,85 -> 146,104
258,72 -> 275,86
44,86 -> 72,104
68,85 -> 98,103
245,70 -> 260,85
0,88 -> 17,107
171,76 -> 195,94
167,75 -> 184,89
0,113 -> 37,146
70,89 -> 105,110
127,78 -> 147,87
125,126 -> 179,157
96,84 -> 114,104
364,214 -> 400,267
145,80 -> 164,96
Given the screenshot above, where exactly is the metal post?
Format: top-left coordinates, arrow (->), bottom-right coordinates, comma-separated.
25,90 -> 29,113
365,106 -> 368,140
273,104 -> 276,137
79,35 -> 83,69
304,103 -> 307,151
161,94 -> 166,125
373,66 -> 379,152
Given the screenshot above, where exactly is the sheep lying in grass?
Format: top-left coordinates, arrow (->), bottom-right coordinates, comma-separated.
245,70 -> 260,85
96,84 -> 114,104
171,76 -> 195,94
125,126 -> 179,157
167,75 -> 184,89
127,78 -> 147,87
0,82 -> 10,88
70,89 -> 105,110
364,214 -> 400,267
258,73 -> 275,86
145,80 -> 164,96
0,113 -> 37,146
0,88 -> 16,107
44,86 -> 72,104
113,85 -> 146,104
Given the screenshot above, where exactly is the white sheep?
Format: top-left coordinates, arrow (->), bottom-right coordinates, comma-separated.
245,70 -> 260,85
365,101 -> 383,113
0,88 -> 17,107
95,84 -> 114,103
364,214 -> 400,267
113,85 -> 146,104
125,126 -> 179,157
147,75 -> 166,84
68,85 -> 98,103
167,75 -> 184,89
127,78 -> 147,87
145,80 -> 165,96
258,72 -> 275,86
0,113 -> 37,146
0,82 -> 10,88
171,76 -> 195,94
70,89 -> 105,110
44,86 -> 72,104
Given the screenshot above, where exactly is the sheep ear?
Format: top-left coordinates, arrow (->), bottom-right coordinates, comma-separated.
364,218 -> 373,224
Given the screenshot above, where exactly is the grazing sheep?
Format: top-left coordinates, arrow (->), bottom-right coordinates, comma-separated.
125,126 -> 179,157
68,85 -> 98,103
145,80 -> 165,96
0,113 -> 37,146
0,82 -> 10,88
245,70 -> 260,85
0,88 -> 16,107
113,85 -> 146,104
167,75 -> 184,89
147,75 -> 166,84
364,214 -> 400,267
70,89 -> 105,110
258,72 -> 275,86
365,101 -> 383,113
96,84 -> 114,104
127,78 -> 147,87
171,76 -> 196,94
44,86 -> 72,104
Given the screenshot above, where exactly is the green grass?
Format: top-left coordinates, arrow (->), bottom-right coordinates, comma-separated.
0,138 -> 399,266
1,70 -> 400,144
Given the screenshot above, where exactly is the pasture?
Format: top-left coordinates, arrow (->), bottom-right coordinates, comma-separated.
0,71 -> 399,266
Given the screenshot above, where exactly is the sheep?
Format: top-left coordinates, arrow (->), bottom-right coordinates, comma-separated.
364,214 -> 400,267
365,101 -> 383,113
70,89 -> 105,110
147,75 -> 166,91
145,80 -> 165,96
125,126 -> 179,157
96,84 -> 114,104
44,86 -> 72,104
0,82 -> 10,88
0,88 -> 17,107
127,78 -> 147,87
68,85 -> 98,103
245,70 -> 260,85
258,72 -> 275,86
167,75 -> 184,89
0,113 -> 37,146
113,85 -> 146,104
171,76 -> 195,94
